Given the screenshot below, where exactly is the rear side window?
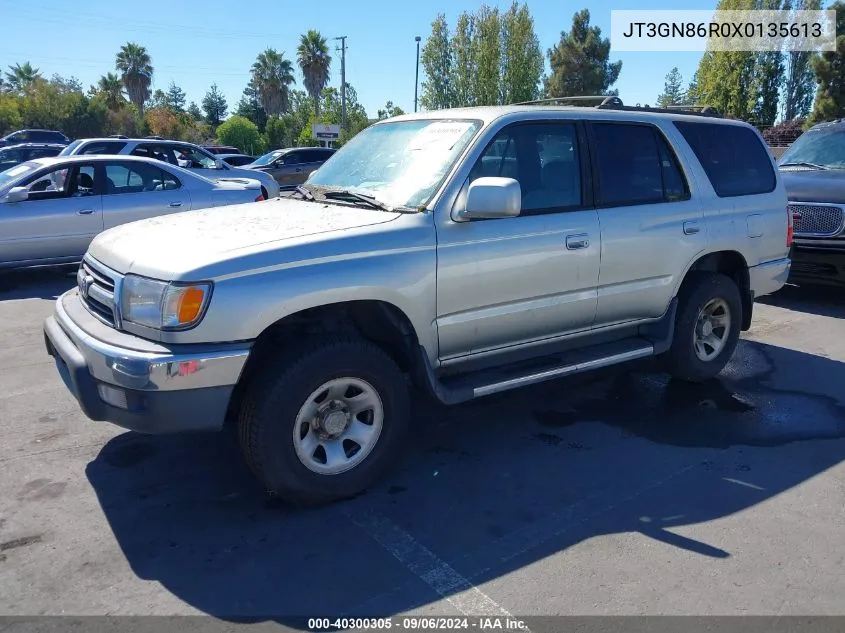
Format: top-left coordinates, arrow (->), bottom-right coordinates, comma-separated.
592,123 -> 689,206
674,121 -> 776,197
78,141 -> 127,155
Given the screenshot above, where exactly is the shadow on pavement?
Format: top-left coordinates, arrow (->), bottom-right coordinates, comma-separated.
85,338 -> 845,625
757,283 -> 845,319
0,267 -> 77,301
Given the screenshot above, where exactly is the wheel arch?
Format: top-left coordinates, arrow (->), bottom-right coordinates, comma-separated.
225,299 -> 430,425
678,250 -> 753,331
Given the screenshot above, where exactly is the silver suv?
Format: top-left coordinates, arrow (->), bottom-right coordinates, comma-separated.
60,138 -> 281,199
44,98 -> 792,505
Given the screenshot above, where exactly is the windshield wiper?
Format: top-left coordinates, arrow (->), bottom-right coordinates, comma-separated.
780,161 -> 829,170
292,184 -> 314,200
323,189 -> 412,213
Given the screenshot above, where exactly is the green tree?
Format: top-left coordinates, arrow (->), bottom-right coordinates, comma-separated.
808,0 -> 845,125
235,78 -> 268,130
297,29 -> 332,117
420,14 -> 454,110
95,72 -> 125,110
146,89 -> 169,110
186,101 -> 202,121
451,12 -> 477,107
500,2 -> 544,104
690,0 -> 759,120
216,115 -> 265,155
657,67 -> 686,107
473,5 -> 501,105
751,0 -> 786,126
202,82 -> 228,127
0,93 -> 22,134
145,106 -> 183,139
115,42 -> 153,115
251,48 -> 296,116
782,0 -> 821,120
264,114 -> 295,149
545,9 -> 622,97
377,101 -> 405,119
165,81 -> 186,112
5,62 -> 41,94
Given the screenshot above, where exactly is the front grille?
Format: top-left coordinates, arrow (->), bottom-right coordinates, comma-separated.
789,203 -> 844,237
78,257 -> 121,327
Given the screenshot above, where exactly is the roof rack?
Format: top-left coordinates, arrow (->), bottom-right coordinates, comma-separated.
513,95 -> 723,118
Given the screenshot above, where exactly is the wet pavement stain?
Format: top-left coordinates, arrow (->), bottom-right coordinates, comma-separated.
17,479 -> 66,501
0,534 -> 43,552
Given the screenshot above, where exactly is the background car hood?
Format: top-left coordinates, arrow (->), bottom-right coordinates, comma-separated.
780,169 -> 845,204
87,197 -> 401,280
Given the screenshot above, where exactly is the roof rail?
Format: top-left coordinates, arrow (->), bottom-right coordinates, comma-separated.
513,95 -> 723,118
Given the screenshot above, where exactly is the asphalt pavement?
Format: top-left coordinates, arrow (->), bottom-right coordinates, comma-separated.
0,268 -> 844,626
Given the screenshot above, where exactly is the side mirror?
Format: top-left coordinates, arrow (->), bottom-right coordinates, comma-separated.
454,177 -> 521,221
2,186 -> 29,203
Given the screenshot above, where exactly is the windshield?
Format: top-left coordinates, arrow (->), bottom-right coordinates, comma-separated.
251,150 -> 285,166
59,139 -> 83,156
779,127 -> 845,169
0,161 -> 39,189
306,118 -> 482,208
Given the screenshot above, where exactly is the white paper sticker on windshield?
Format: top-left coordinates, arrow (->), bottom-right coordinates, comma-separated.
408,121 -> 474,152
4,164 -> 31,178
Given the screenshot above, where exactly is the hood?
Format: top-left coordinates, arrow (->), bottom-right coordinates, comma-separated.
87,197 -> 402,280
780,168 -> 845,204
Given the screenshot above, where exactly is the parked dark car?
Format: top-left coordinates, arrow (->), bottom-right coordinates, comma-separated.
244,146 -> 335,188
203,145 -> 241,155
217,153 -> 256,167
0,129 -> 70,148
778,119 -> 845,286
0,143 -> 65,172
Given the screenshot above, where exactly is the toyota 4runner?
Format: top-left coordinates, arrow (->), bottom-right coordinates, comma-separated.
43,98 -> 792,505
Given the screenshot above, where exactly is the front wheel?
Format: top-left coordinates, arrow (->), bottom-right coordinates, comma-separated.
663,273 -> 742,383
237,335 -> 411,505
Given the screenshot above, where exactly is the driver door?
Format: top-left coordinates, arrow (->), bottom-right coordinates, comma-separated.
0,162 -> 103,265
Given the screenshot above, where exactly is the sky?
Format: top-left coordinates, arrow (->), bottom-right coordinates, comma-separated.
0,0 -> 705,118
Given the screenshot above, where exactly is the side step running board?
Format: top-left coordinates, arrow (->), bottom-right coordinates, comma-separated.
427,338 -> 655,405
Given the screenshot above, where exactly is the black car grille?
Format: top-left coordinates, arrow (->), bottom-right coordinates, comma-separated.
789,203 -> 844,237
78,258 -> 119,327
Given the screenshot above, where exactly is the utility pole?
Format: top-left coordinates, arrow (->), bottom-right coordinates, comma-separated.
334,36 -> 347,131
414,36 -> 421,112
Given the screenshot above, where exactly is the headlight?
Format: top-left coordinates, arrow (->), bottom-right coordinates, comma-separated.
121,275 -> 212,330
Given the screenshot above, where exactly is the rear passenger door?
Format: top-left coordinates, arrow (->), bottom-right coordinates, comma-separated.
588,121 -> 706,327
101,161 -> 190,229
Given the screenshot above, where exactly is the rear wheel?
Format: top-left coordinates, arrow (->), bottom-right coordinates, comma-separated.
237,335 -> 411,505
663,273 -> 742,382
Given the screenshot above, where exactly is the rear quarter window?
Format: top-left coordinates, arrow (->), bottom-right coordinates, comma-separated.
673,121 -> 776,197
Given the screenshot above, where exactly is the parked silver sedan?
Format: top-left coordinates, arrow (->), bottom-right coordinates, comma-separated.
0,154 -> 266,270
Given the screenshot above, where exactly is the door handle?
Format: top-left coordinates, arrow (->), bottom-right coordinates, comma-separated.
566,233 -> 590,250
683,220 -> 701,235
295,168 -> 302,173
77,209 -> 94,215
169,201 -> 183,208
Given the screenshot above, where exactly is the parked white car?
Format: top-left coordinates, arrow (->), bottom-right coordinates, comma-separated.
0,154 -> 266,270
59,138 -> 282,199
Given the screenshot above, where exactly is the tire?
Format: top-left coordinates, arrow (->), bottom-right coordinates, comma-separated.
237,335 -> 411,505
663,272 -> 742,383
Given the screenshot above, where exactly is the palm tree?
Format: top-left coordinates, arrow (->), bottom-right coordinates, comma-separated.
5,62 -> 42,93
296,30 -> 332,117
250,48 -> 295,116
115,42 -> 153,114
97,72 -> 125,110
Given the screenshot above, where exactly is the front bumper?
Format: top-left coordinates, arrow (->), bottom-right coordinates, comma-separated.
787,247 -> 845,287
44,290 -> 251,434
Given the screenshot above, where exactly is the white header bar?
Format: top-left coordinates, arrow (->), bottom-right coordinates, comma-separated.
610,10 -> 836,52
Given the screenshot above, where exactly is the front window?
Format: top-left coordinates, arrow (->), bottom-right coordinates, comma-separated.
306,118 -> 482,208
59,139 -> 84,156
252,150 -> 285,166
779,126 -> 845,170
173,146 -> 217,169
